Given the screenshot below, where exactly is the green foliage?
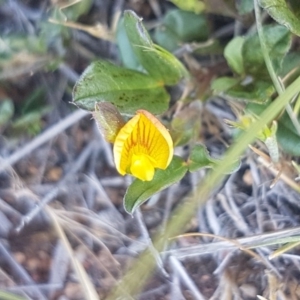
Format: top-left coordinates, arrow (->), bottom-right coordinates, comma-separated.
116,17 -> 140,70
74,9 -> 189,118
55,0 -> 93,21
259,0 -> 300,36
276,112 -> 300,156
188,144 -> 240,173
124,156 -> 188,214
224,37 -> 245,75
276,121 -> 300,156
187,144 -> 217,172
242,25 -> 291,78
247,103 -> 300,157
5,89 -> 50,136
280,52 -> 300,78
72,2 -> 300,216
124,144 -> 241,213
123,10 -> 189,85
154,9 -> 209,52
211,77 -> 240,92
73,60 -> 169,115
169,0 -> 205,14
212,24 -> 291,103
0,35 -> 47,58
11,110 -> 48,136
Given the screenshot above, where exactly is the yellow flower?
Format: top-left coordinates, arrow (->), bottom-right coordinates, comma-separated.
113,110 -> 173,181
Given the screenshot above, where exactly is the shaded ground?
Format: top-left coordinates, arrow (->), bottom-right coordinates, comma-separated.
1,1 -> 300,300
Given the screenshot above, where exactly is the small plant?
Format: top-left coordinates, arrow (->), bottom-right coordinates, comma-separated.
73,2 -> 300,218
73,10 -> 233,214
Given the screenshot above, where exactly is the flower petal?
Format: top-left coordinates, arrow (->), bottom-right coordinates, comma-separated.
113,114 -> 140,175
113,110 -> 173,181
136,110 -> 173,168
130,153 -> 155,181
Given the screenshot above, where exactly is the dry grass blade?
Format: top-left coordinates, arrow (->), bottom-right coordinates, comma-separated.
49,18 -> 115,42
269,240 -> 300,260
0,109 -> 88,172
0,54 -> 53,80
165,227 -> 300,258
46,207 -> 99,300
48,240 -> 69,296
135,209 -> 168,277
169,256 -> 206,300
15,140 -> 96,232
172,232 -> 268,268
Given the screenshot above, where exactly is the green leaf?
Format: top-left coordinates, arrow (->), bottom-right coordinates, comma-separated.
188,144 -> 217,172
188,144 -> 240,173
169,0 -> 205,13
124,156 -> 188,214
53,0 -> 93,21
259,0 -> 300,36
153,27 -> 180,52
278,111 -> 300,135
276,120 -> 300,156
212,77 -> 275,103
247,103 -> 300,157
154,10 -> 209,52
246,102 -> 267,115
0,99 -> 14,128
73,60 -> 170,115
163,10 -> 209,42
225,80 -> 275,103
242,24 -> 291,78
275,111 -> 300,156
123,10 -> 189,85
280,52 -> 300,77
154,9 -> 209,51
224,36 -> 245,75
116,17 -> 140,70
211,77 -> 240,93
12,107 -> 51,136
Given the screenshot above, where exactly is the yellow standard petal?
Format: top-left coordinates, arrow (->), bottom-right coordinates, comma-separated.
113,110 -> 173,181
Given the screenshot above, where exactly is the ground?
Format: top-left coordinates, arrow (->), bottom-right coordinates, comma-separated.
1,1 -> 300,300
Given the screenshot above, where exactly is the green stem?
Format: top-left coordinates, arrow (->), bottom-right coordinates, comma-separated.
254,0 -> 300,135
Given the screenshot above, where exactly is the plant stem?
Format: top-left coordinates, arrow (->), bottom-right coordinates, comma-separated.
254,0 -> 300,135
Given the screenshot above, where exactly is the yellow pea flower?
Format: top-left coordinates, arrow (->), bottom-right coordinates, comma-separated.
113,110 -> 173,181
